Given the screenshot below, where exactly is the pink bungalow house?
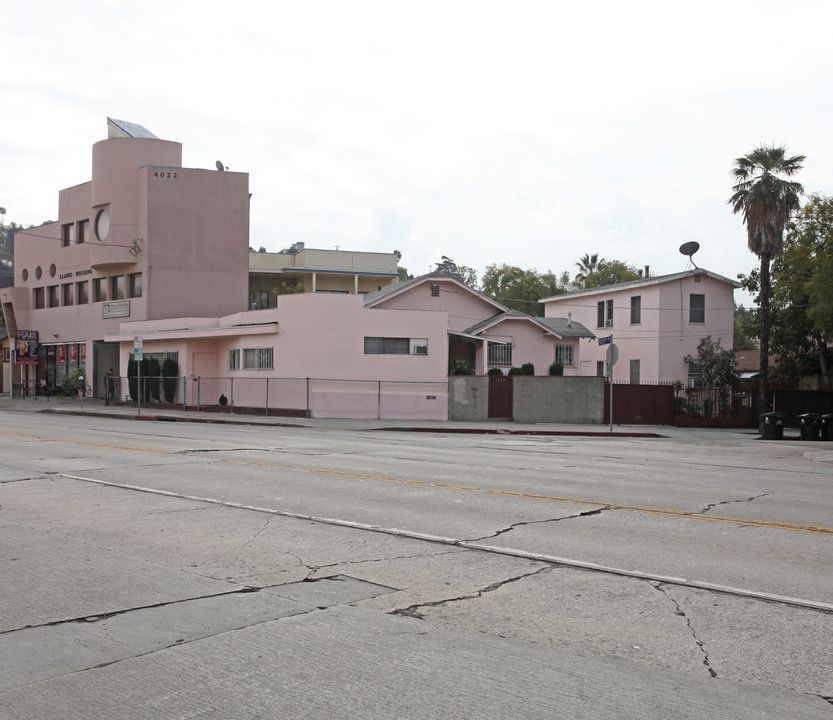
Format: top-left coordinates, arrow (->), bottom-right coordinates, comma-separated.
363,273 -> 595,375
539,269 -> 741,384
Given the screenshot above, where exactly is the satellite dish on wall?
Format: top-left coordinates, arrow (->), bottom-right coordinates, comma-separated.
215,160 -> 226,171
679,241 -> 700,267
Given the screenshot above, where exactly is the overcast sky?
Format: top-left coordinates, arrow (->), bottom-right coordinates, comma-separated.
4,0 -> 832,308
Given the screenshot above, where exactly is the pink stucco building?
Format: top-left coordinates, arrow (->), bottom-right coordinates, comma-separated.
1,118 -> 736,418
540,270 -> 740,384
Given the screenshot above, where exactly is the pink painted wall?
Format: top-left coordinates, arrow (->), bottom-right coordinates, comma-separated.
112,293 -> 450,419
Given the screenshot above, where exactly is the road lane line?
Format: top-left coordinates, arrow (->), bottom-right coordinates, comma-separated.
59,472 -> 833,615
5,430 -> 830,536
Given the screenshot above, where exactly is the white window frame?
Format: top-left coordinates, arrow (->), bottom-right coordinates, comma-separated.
630,295 -> 641,325
597,299 -> 614,328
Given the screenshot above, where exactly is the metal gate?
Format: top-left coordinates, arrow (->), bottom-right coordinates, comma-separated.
488,374 -> 513,419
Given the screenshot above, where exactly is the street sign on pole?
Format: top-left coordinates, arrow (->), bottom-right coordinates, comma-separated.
598,335 -> 613,346
133,336 -> 143,362
605,343 -> 618,432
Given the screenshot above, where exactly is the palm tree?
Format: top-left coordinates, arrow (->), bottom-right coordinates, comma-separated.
728,145 -> 805,420
575,253 -> 604,288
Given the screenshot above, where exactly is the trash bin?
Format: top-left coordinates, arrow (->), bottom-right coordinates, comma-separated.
761,412 -> 785,440
797,413 -> 821,441
820,414 -> 833,441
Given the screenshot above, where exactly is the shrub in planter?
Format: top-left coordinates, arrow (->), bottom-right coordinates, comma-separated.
161,357 -> 178,404
487,367 -> 504,377
219,393 -> 228,406
521,363 -> 535,375
148,357 -> 161,402
60,367 -> 87,397
549,362 -> 564,376
507,367 -> 524,376
450,360 -> 475,375
127,357 -> 138,401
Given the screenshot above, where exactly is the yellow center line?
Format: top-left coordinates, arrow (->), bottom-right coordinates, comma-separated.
5,431 -> 832,536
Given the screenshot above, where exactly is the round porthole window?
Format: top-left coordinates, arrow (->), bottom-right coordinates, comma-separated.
95,208 -> 111,241
49,263 -> 56,277
35,266 -> 42,279
22,268 -> 29,281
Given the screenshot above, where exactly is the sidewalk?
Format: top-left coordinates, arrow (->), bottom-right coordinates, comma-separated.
0,393 -> 775,440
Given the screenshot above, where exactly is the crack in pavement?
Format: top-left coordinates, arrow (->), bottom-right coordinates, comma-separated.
651,582 -> 717,679
467,507 -> 608,542
391,565 -> 553,620
300,550 -> 464,581
699,493 -> 774,516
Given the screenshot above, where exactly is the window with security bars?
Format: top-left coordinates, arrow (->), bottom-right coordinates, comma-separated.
243,347 -> 274,369
488,343 -> 513,367
553,344 -> 574,366
228,349 -> 240,370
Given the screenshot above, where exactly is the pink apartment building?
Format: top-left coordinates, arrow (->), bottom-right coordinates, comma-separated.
540,269 -> 741,384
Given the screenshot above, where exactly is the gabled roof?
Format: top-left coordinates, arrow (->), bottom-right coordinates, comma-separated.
363,272 -> 506,312
539,268 -> 741,304
464,311 -> 595,340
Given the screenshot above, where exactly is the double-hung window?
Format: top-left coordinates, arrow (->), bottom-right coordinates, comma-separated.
597,299 -> 614,328
689,294 -> 705,323
630,296 -> 641,325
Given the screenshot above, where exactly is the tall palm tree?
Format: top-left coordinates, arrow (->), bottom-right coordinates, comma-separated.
575,253 -> 604,288
728,145 -> 805,420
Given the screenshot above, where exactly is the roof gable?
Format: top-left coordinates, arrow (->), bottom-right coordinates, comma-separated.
540,268 -> 741,304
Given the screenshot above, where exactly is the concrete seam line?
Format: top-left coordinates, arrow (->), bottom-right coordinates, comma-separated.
59,473 -> 833,615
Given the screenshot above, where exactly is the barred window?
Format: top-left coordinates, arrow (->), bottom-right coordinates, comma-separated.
488,343 -> 513,367
243,347 -> 273,369
228,349 -> 240,371
553,344 -> 574,366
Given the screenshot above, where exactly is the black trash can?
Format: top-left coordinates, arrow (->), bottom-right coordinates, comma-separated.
820,414 -> 833,441
797,413 -> 821,441
761,412 -> 785,440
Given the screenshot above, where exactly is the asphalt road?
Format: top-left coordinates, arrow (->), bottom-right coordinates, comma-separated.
1,407 -> 831,718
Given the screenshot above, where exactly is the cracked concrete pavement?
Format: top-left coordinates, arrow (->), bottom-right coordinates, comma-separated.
1,408 -> 832,717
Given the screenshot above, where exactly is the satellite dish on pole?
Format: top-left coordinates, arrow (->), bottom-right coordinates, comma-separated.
679,241 -> 700,268
215,160 -> 226,172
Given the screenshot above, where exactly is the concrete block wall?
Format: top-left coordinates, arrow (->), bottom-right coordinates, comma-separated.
448,376 -> 489,421
512,376 -> 605,424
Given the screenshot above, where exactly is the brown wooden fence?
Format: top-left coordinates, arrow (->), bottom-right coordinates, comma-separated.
604,382 -> 675,426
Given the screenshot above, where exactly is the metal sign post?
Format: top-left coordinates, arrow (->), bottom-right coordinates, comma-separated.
134,336 -> 143,412
605,343 -> 619,432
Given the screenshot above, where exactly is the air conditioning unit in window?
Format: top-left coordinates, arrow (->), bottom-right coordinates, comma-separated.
605,319 -> 613,327
414,345 -> 428,355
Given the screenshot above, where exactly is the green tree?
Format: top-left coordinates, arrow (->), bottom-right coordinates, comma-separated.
585,259 -> 638,288
481,264 -> 568,315
684,336 -> 737,387
728,144 -> 805,414
769,194 -> 832,389
435,256 -> 478,287
733,303 -> 758,351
